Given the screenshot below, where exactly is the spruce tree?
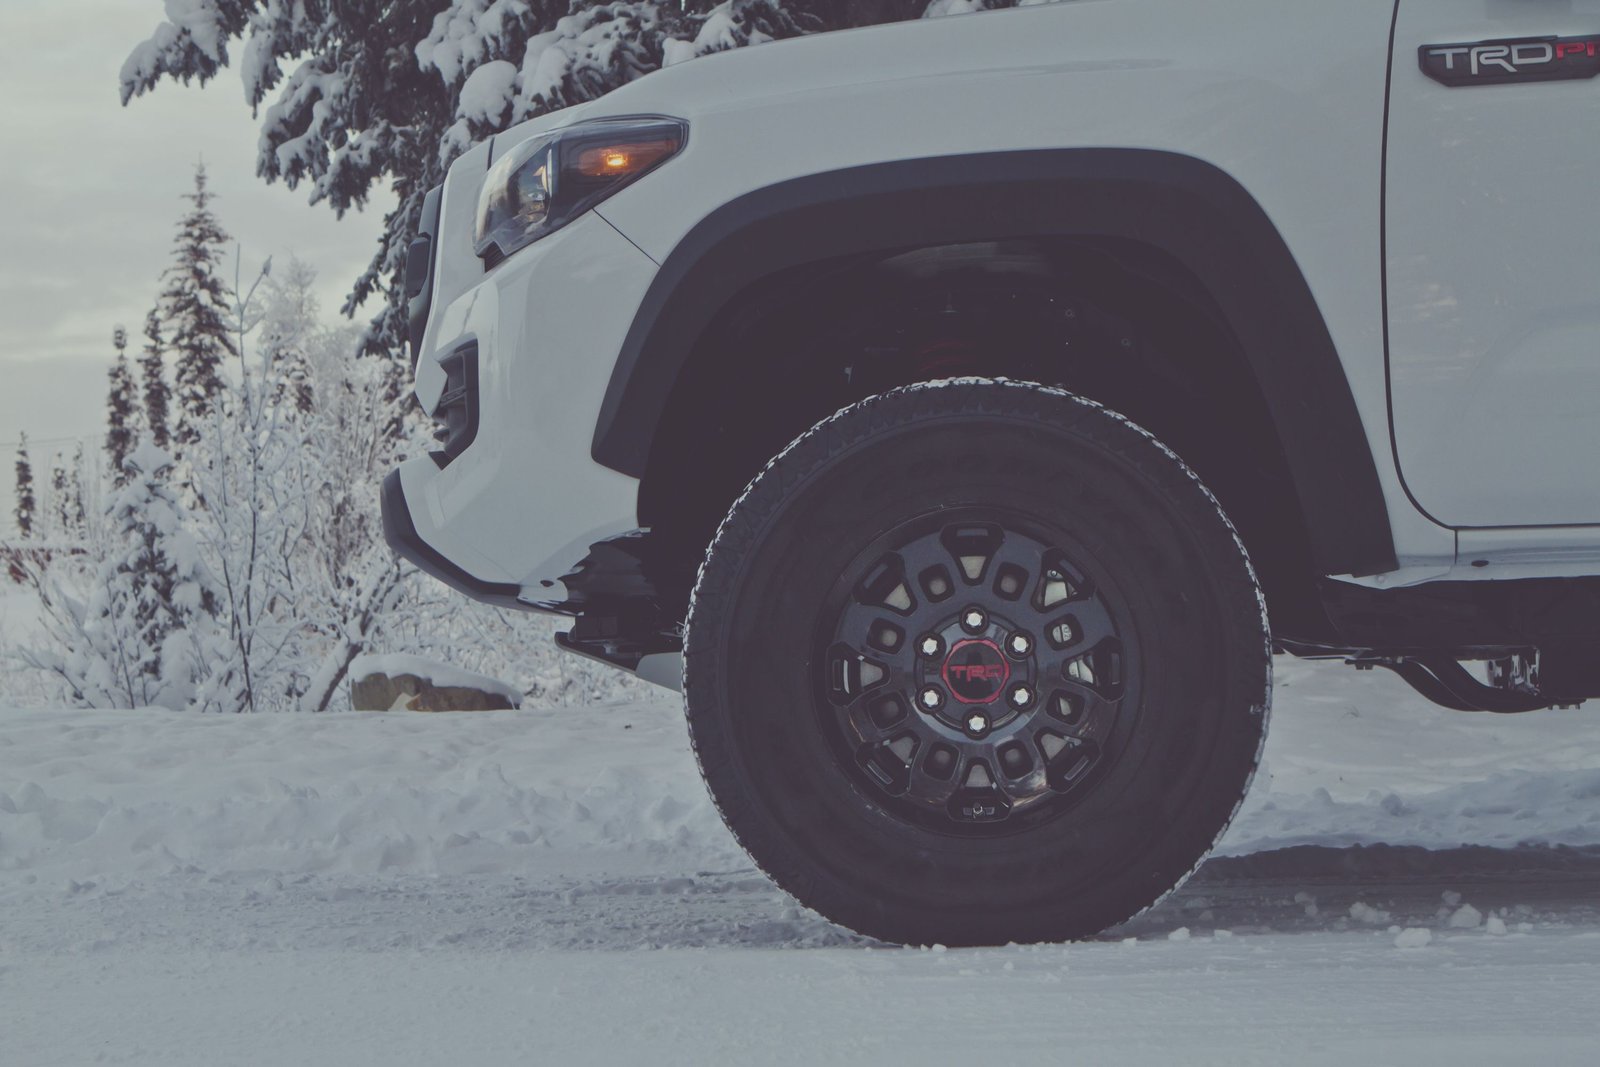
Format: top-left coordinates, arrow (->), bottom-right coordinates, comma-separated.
44,447 -> 89,542
139,308 -> 172,450
159,164 -> 237,451
13,433 -> 35,539
106,326 -> 139,488
49,460 -> 69,539
65,444 -> 89,539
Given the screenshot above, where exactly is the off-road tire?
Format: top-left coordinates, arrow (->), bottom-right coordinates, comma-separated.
684,379 -> 1270,945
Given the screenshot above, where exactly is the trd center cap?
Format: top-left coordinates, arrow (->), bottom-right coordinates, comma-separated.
941,638 -> 1010,704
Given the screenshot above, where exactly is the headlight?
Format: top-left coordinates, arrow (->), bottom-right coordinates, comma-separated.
474,116 -> 687,262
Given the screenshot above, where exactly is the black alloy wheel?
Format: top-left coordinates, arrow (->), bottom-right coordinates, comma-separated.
820,510 -> 1130,836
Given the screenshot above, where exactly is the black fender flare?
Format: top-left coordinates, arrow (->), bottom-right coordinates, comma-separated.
592,148 -> 1397,578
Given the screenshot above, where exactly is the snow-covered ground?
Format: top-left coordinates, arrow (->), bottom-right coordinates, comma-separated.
4,584 -> 1600,1063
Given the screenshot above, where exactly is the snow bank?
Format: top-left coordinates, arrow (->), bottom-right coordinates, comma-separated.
1220,765 -> 1600,855
0,699 -> 741,886
2,657 -> 1598,890
1217,657 -> 1600,854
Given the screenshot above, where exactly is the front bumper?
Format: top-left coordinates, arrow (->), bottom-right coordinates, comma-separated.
385,205 -> 659,606
381,468 -> 523,609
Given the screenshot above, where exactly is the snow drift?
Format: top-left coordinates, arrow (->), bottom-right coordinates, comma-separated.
4,659 -> 1599,892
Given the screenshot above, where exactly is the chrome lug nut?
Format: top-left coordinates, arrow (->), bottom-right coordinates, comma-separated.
965,711 -> 989,736
919,686 -> 945,711
1008,684 -> 1034,709
961,607 -> 987,633
919,635 -> 942,658
1007,631 -> 1033,658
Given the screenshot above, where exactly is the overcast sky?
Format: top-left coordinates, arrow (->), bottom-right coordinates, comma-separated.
0,0 -> 391,521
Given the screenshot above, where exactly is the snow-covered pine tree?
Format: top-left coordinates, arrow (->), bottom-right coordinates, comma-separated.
38,444 -> 90,544
106,326 -> 139,488
140,308 -> 172,450
65,444 -> 89,540
160,164 -> 237,451
120,1 -> 946,400
49,459 -> 69,539
13,433 -> 35,539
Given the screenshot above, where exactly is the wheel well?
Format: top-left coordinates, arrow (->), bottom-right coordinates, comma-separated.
639,238 -> 1333,643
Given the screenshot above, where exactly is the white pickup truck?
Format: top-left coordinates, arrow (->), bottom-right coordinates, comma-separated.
384,1 -> 1600,944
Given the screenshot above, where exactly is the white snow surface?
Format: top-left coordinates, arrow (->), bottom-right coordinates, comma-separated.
4,656 -> 1600,1063
348,652 -> 523,705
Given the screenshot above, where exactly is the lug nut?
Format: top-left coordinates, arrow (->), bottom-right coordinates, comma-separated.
965,711 -> 990,737
1008,684 -> 1034,710
961,607 -> 987,633
919,635 -> 942,658
919,686 -> 945,711
1007,631 -> 1033,658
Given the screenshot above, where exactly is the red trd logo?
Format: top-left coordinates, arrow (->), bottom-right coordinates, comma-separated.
942,639 -> 1011,704
1420,34 -> 1600,87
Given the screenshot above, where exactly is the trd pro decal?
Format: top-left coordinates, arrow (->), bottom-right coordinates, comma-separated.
1420,35 -> 1600,87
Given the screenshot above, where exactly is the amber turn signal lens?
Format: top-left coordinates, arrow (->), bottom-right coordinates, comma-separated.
573,137 -> 681,178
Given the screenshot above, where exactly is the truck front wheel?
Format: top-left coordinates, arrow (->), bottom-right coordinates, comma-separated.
684,379 -> 1270,944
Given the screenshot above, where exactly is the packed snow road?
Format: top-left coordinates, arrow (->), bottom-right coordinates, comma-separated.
4,659 -> 1600,1064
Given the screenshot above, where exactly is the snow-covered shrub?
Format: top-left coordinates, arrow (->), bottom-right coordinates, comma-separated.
184,346 -> 313,714
16,441 -> 221,709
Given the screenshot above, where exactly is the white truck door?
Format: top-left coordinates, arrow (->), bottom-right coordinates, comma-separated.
1386,0 -> 1600,527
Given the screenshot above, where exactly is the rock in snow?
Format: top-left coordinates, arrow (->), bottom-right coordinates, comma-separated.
349,652 -> 522,711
